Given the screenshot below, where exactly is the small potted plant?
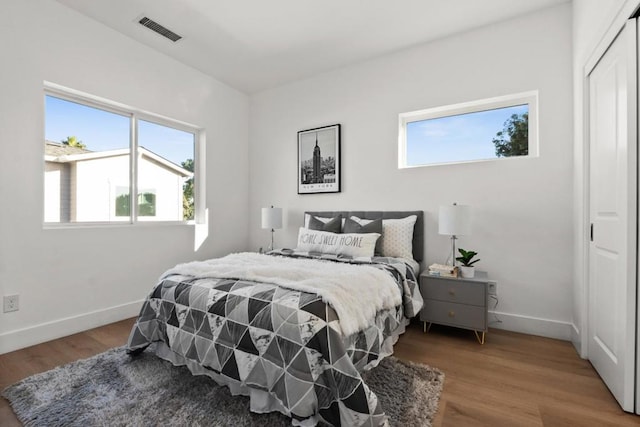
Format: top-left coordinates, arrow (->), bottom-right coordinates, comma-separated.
456,248 -> 480,278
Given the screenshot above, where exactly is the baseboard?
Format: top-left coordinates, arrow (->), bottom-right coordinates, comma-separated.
570,323 -> 585,358
488,310 -> 572,341
0,300 -> 144,355
0,304 -> 574,354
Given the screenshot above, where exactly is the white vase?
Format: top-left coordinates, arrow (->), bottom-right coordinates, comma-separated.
460,266 -> 475,278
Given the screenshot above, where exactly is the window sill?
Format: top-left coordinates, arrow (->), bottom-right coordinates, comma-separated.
43,221 -> 196,230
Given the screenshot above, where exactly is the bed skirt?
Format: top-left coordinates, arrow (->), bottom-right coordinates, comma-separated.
144,318 -> 408,426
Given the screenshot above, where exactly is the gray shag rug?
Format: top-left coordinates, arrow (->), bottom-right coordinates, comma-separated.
2,346 -> 444,427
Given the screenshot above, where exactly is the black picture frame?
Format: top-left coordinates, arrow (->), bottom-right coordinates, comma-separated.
297,124 -> 341,194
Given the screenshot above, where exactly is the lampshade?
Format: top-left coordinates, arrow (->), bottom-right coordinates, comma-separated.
439,204 -> 471,236
261,206 -> 282,229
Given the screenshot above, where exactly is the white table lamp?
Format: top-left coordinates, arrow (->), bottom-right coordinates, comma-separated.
439,203 -> 471,265
261,206 -> 282,251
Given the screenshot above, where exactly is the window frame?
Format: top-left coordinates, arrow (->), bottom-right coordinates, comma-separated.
43,82 -> 204,227
398,91 -> 539,168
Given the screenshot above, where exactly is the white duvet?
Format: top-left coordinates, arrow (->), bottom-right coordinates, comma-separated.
162,252 -> 402,336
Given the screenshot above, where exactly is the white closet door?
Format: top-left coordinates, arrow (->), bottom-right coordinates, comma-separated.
588,19 -> 637,412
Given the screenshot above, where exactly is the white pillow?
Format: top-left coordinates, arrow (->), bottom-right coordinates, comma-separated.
295,227 -> 380,258
304,214 -> 346,230
351,215 -> 417,259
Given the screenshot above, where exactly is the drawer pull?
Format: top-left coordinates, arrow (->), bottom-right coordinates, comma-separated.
448,289 -> 456,296
448,311 -> 455,318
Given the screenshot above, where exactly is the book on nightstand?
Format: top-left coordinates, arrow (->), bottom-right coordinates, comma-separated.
427,263 -> 459,277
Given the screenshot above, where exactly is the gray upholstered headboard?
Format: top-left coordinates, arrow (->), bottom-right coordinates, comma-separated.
304,211 -> 424,262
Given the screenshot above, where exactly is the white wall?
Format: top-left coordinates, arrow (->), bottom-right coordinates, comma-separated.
137,157 -> 187,222
71,155 -> 186,222
73,155 -> 130,222
249,5 -> 574,340
572,0 -> 637,355
0,0 -> 249,353
44,162 -> 64,222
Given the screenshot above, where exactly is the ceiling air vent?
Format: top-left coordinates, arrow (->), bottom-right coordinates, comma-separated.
138,17 -> 182,42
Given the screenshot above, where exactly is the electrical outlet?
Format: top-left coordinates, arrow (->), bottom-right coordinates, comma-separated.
487,281 -> 497,296
3,295 -> 19,313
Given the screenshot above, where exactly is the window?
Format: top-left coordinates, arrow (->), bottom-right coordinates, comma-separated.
398,91 -> 538,168
114,187 -> 156,217
44,85 -> 199,225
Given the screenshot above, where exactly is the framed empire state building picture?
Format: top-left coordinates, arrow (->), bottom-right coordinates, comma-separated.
298,124 -> 341,194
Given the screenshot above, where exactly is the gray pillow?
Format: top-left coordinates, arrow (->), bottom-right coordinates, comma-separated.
343,217 -> 383,255
308,215 -> 342,233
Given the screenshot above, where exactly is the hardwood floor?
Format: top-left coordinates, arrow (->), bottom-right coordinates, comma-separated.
1,319 -> 639,426
394,323 -> 640,426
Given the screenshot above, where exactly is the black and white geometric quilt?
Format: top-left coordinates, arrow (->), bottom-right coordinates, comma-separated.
127,251 -> 422,426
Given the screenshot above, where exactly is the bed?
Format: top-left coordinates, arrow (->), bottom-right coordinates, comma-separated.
126,210 -> 424,426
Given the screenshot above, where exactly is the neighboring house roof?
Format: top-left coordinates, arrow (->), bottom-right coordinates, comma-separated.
44,141 -> 193,178
45,140 -> 91,156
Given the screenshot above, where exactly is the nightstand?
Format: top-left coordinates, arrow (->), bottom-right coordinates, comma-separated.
419,271 -> 489,344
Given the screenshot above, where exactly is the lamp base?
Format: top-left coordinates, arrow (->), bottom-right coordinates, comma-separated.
268,229 -> 275,251
450,235 -> 458,266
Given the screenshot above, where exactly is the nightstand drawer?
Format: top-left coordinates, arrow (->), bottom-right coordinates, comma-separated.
421,277 -> 485,306
421,300 -> 487,331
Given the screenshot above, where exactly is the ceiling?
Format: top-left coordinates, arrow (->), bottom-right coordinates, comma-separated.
55,0 -> 569,94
